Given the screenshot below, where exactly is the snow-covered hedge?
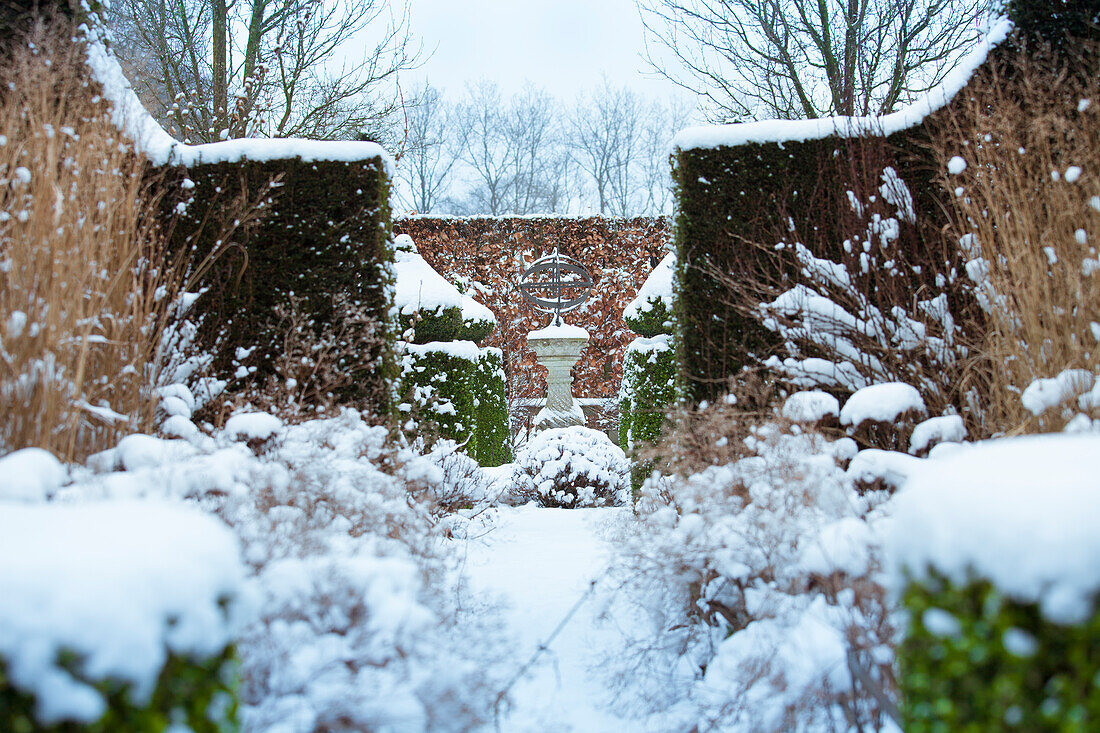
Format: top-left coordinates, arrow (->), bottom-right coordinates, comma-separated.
512,426 -> 629,508
623,251 -> 676,338
394,234 -> 495,344
618,334 -> 677,493
0,501 -> 243,731
890,434 -> 1100,730
399,341 -> 511,467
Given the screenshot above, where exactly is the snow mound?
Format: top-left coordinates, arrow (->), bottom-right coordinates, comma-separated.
0,448 -> 66,501
1020,368 -> 1095,416
0,500 -> 243,724
394,248 -> 495,326
846,448 -> 924,492
840,382 -> 926,426
888,434 -> 1100,623
909,415 -> 967,455
782,390 -> 840,423
528,322 -> 589,340
623,251 -> 675,322
225,412 -> 283,442
513,427 -> 629,508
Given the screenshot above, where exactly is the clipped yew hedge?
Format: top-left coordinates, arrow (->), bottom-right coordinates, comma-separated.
169,155 -> 395,415
619,334 -> 677,494
400,342 -> 511,467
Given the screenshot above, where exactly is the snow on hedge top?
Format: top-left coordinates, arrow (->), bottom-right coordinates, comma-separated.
0,500 -> 243,724
888,434 -> 1100,624
839,382 -> 925,426
623,251 -> 675,321
672,18 -> 1013,151
394,248 -> 495,325
83,38 -> 393,173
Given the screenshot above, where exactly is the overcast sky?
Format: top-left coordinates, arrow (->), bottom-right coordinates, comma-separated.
402,0 -> 685,100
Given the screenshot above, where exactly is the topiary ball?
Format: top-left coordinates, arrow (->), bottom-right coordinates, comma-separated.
512,426 -> 630,508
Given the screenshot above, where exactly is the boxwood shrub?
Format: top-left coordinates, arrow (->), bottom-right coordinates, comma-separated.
166,154 -> 395,416
1,647 -> 238,733
399,341 -> 511,467
900,570 -> 1100,731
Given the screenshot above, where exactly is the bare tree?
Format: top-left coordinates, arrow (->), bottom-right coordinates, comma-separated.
397,82 -> 461,214
108,0 -> 420,143
638,0 -> 992,121
570,79 -> 643,215
638,96 -> 696,215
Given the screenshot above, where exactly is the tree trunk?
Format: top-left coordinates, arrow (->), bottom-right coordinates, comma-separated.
212,0 -> 227,136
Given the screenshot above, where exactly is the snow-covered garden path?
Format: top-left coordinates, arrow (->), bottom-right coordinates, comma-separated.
464,504 -> 632,732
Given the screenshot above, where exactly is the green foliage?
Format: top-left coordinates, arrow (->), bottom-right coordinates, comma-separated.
1,647 -> 239,732
472,348 -> 511,466
624,297 -> 674,338
399,343 -> 510,466
619,335 -> 677,494
900,570 -> 1100,731
402,306 -> 494,345
167,155 -> 395,415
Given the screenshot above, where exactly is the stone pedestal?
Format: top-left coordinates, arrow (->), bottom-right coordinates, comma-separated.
528,324 -> 589,432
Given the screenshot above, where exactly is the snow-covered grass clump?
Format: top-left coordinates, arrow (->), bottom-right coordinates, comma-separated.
0,501 -> 242,728
512,426 -> 629,508
56,408 -> 509,732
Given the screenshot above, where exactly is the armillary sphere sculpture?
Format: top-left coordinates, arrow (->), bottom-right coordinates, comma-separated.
518,249 -> 594,325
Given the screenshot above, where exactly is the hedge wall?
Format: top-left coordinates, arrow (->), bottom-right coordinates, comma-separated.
395,216 -> 670,401
900,572 -> 1100,731
669,0 -> 1099,406
169,155 -> 395,416
399,342 -> 511,467
618,334 -> 677,494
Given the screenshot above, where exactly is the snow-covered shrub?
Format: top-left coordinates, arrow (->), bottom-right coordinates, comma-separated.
624,251 -> 676,338
934,36 -> 1100,436
839,382 -> 927,451
512,426 -> 629,508
0,501 -> 243,731
603,398 -> 896,731
63,409 -> 509,732
619,334 -> 677,493
890,435 -> 1100,730
0,21 -> 181,460
395,234 -> 496,344
399,341 -> 511,466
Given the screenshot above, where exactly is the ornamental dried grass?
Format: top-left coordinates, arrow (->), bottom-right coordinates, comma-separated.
0,19 -> 178,460
935,39 -> 1100,435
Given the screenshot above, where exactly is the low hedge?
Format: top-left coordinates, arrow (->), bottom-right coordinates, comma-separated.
1,647 -> 239,733
167,154 -> 395,415
400,305 -> 494,346
900,571 -> 1099,731
619,334 -> 677,494
399,341 -> 511,467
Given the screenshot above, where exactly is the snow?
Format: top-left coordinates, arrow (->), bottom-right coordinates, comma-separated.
782,390 -> 840,423
623,251 -> 675,323
947,156 -> 968,174
394,247 -> 495,329
224,412 -> 283,441
1020,368 -> 1095,416
672,18 -> 1013,151
0,448 -> 66,501
464,505 -> 635,731
83,38 -> 393,173
528,322 -> 590,340
839,382 -> 926,425
512,426 -> 629,508
403,339 -> 483,362
846,448 -> 924,490
0,500 -> 243,724
909,415 -> 967,455
888,434 -> 1100,624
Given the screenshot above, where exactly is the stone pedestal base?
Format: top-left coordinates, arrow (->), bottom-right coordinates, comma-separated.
528,327 -> 589,432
